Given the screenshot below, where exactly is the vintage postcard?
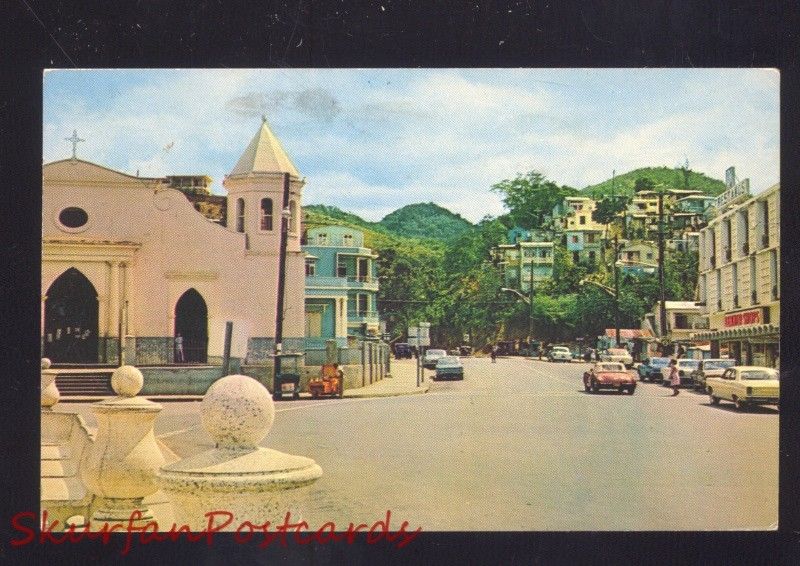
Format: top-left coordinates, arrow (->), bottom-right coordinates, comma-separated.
35,69 -> 779,543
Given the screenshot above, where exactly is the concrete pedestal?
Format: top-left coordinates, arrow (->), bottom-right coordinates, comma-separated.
80,366 -> 164,529
157,374 -> 322,530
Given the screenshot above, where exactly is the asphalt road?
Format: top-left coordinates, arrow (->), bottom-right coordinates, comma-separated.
63,357 -> 778,531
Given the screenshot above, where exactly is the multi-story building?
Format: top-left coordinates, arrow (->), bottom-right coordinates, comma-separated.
496,242 -> 555,292
554,196 -> 605,265
617,241 -> 658,275
693,183 -> 779,367
303,226 -> 380,345
494,227 -> 555,292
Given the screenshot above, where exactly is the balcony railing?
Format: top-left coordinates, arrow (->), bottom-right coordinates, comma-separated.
347,310 -> 380,323
306,275 -> 349,287
346,276 -> 379,290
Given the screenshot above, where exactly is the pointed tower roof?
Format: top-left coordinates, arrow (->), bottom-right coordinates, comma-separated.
228,116 -> 301,179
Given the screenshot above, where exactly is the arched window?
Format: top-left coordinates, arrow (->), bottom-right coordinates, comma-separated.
289,200 -> 298,234
236,198 -> 245,233
260,198 -> 273,231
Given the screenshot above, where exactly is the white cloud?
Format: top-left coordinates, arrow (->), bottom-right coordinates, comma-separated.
44,69 -> 779,226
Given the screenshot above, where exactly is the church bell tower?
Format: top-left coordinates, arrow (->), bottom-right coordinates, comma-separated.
223,116 -> 305,255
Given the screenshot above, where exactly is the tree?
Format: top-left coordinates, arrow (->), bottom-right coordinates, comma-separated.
634,177 -> 656,193
591,195 -> 630,225
491,171 -> 578,229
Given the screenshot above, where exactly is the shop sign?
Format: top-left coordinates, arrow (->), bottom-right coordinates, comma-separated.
724,309 -> 760,327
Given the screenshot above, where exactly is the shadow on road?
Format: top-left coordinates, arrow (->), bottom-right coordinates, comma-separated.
701,402 -> 779,415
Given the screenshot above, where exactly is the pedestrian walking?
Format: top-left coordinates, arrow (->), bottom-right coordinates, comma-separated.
668,358 -> 680,396
490,345 -> 497,363
174,332 -> 185,363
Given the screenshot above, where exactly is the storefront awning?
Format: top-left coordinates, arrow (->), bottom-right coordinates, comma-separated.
692,324 -> 779,341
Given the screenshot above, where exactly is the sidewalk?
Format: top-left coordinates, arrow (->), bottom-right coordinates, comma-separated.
343,358 -> 429,398
59,359 -> 429,403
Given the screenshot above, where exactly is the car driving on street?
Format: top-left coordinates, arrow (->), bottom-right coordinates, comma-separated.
706,366 -> 779,410
691,358 -> 736,391
547,346 -> 573,363
434,356 -> 464,381
422,348 -> 448,369
393,342 -> 413,359
637,357 -> 671,382
583,362 -> 637,394
600,348 -> 634,368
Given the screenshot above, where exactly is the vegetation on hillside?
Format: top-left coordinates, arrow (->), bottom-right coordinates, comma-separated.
379,202 -> 473,242
581,166 -> 726,199
304,165 -> 704,349
491,171 -> 579,229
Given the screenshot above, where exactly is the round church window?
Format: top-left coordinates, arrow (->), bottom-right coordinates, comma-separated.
58,207 -> 88,228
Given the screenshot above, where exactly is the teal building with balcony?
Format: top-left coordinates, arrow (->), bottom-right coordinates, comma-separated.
303,226 -> 380,346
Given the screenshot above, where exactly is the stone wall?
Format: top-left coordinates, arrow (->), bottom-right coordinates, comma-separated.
139,366 -> 228,396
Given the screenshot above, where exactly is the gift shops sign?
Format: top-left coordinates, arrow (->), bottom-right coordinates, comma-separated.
724,309 -> 761,327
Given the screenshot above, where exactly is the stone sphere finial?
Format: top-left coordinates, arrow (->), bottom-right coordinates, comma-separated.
201,375 -> 275,449
41,358 -> 52,369
111,365 -> 144,397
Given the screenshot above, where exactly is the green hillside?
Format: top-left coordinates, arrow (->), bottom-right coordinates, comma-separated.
303,204 -> 390,235
378,202 -> 473,242
581,167 -> 726,198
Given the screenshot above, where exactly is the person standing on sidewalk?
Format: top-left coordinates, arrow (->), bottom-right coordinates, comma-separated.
490,345 -> 497,363
668,358 -> 680,396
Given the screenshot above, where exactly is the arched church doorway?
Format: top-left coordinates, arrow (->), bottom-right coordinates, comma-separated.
174,288 -> 208,363
44,268 -> 99,363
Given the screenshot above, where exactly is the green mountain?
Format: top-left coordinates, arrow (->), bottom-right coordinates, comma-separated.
581,167 -> 726,198
378,202 -> 473,242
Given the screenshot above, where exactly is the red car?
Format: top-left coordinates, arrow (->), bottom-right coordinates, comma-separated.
583,362 -> 637,394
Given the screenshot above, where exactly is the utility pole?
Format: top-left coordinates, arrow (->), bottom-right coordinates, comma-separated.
273,172 -> 291,390
657,191 -> 668,348
613,235 -> 621,346
528,263 -> 535,351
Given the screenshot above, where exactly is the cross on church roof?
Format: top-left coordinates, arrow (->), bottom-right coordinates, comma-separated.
65,129 -> 85,159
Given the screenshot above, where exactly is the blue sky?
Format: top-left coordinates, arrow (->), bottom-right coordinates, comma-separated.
43,69 -> 779,223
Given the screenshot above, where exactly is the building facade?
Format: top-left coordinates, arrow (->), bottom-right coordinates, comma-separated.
554,196 -> 606,265
495,226 -> 555,293
694,183 -> 780,367
303,226 -> 380,344
42,118 -> 306,366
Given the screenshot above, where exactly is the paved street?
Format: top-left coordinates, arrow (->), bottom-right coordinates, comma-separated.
62,357 -> 778,531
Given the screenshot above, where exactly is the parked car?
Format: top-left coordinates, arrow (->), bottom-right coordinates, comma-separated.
394,343 -> 413,359
706,366 -> 779,410
637,357 -> 671,382
583,362 -> 637,394
548,346 -> 573,362
434,356 -> 464,380
691,358 -> 736,391
600,348 -> 634,368
660,358 -> 700,387
422,348 -> 448,369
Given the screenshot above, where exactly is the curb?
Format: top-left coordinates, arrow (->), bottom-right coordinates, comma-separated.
342,386 -> 429,399
59,386 -> 430,403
